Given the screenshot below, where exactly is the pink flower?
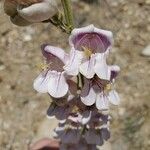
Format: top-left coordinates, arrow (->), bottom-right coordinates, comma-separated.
33,44 -> 70,98
65,25 -> 113,80
80,65 -> 120,110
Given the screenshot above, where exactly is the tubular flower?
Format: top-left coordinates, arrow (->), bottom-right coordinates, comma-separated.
80,65 -> 120,110
4,0 -> 58,26
65,24 -> 113,80
32,24 -> 120,149
33,44 -> 70,98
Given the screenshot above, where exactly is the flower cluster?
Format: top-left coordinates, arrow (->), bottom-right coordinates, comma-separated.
34,25 -> 120,149
4,0 -> 58,26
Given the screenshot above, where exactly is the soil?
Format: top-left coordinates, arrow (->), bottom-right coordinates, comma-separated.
0,0 -> 150,150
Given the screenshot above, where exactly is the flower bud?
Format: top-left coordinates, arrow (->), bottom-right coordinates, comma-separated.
4,0 -> 59,26
18,0 -> 58,22
4,0 -> 17,16
10,14 -> 32,26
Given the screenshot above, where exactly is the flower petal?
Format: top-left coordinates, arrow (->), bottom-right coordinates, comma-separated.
69,24 -> 113,54
33,70 -> 50,93
94,26 -> 113,46
110,65 -> 120,81
48,72 -> 68,98
79,54 -> 95,79
10,14 -> 32,26
81,111 -> 92,125
42,45 -> 68,64
94,54 -> 111,80
81,88 -> 97,106
84,129 -> 103,145
69,25 -> 95,47
47,103 -> 70,120
100,128 -> 110,141
61,129 -> 80,144
96,93 -> 109,110
108,90 -> 120,105
64,49 -> 82,76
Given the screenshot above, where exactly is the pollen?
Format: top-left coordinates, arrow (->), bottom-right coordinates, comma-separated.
72,105 -> 79,113
105,83 -> 112,92
36,63 -> 50,71
82,46 -> 92,58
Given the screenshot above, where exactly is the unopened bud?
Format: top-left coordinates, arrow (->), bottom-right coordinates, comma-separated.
4,0 -> 59,26
18,0 -> 58,22
10,14 -> 32,26
4,0 -> 17,16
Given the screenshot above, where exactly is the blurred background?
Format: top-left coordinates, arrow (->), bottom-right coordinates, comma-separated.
0,0 -> 150,149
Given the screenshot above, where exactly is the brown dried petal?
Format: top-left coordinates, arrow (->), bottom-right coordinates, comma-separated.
10,14 -> 32,26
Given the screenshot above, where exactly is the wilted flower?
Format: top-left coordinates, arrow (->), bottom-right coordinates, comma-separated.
84,127 -> 110,146
65,25 -> 113,80
80,65 -> 120,110
87,111 -> 110,128
47,102 -> 71,120
4,0 -> 58,26
54,125 -> 81,144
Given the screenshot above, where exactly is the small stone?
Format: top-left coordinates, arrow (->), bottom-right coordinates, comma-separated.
32,118 -> 58,143
141,45 -> 150,57
146,0 -> 150,4
23,34 -> 32,42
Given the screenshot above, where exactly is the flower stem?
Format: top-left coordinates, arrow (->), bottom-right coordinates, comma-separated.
61,0 -> 74,31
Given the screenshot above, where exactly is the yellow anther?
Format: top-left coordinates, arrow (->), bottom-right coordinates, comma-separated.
36,63 -> 49,71
72,105 -> 79,113
82,46 -> 92,58
105,83 -> 112,92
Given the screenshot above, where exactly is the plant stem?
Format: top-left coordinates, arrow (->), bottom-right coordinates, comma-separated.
61,0 -> 74,31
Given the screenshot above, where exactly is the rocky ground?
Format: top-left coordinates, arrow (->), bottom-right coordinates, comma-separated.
0,0 -> 150,150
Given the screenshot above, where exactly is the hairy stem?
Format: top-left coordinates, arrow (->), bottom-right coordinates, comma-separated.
61,0 -> 74,31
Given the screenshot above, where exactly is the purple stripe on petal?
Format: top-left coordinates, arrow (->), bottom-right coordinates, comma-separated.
73,33 -> 111,53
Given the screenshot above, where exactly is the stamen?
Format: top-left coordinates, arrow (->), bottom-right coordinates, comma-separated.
36,62 -> 51,71
72,105 -> 79,113
105,84 -> 111,91
82,46 -> 92,58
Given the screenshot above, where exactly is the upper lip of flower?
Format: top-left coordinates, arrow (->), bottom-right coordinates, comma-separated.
33,44 -> 70,98
41,44 -> 68,72
69,24 -> 113,54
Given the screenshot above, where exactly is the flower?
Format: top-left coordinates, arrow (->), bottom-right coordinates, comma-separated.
84,127 -> 110,146
47,102 -> 71,121
87,111 -> 110,128
33,44 -> 70,98
54,125 -> 81,144
80,65 -> 120,110
4,0 -> 58,26
65,25 -> 113,80
68,110 -> 92,125
60,140 -> 97,150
